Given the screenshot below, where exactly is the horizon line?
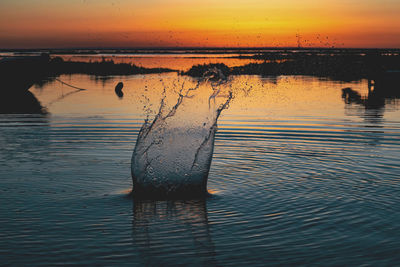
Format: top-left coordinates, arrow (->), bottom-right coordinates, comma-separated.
1,46 -> 400,51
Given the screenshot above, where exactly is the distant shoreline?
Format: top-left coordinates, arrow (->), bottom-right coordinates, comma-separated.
1,51 -> 399,93
182,51 -> 400,82
1,47 -> 399,56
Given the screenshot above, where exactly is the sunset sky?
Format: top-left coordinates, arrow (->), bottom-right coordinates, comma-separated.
0,0 -> 399,48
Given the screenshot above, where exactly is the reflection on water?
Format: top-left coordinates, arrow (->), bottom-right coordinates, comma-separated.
342,75 -> 400,125
0,114 -> 50,165
132,199 -> 216,266
57,54 -> 264,71
1,70 -> 400,265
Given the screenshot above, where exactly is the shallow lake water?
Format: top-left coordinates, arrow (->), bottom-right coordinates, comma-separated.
1,70 -> 400,265
57,53 -> 265,71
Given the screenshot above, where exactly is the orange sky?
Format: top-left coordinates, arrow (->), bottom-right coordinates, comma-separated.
0,0 -> 399,48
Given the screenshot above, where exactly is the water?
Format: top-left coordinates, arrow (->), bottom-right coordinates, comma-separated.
1,67 -> 400,265
56,53 -> 265,71
131,71 -> 233,198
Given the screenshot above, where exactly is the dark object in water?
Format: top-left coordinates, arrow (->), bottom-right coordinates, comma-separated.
342,71 -> 400,109
341,71 -> 400,125
342,87 -> 362,104
115,82 -> 124,98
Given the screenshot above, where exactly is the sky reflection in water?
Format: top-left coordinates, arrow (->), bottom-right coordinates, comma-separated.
1,68 -> 400,265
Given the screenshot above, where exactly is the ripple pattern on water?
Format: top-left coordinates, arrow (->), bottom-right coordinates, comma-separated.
1,74 -> 400,266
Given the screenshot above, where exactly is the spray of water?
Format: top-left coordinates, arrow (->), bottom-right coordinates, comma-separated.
131,69 -> 233,199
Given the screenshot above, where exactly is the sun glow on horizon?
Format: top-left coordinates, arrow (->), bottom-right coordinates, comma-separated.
0,0 -> 399,48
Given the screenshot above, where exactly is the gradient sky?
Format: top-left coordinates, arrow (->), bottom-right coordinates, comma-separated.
0,0 -> 399,48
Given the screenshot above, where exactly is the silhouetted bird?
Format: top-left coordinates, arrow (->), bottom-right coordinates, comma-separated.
115,82 -> 124,99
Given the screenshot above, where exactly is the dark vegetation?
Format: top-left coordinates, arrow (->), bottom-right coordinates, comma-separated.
0,48 -> 282,55
0,54 -> 175,92
1,49 -> 398,114
0,90 -> 46,114
47,56 -> 176,76
183,63 -> 231,78
0,54 -> 175,113
183,50 -> 400,117
0,54 -> 176,93
182,49 -> 400,82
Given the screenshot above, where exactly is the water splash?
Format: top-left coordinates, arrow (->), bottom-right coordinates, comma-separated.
131,69 -> 233,199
